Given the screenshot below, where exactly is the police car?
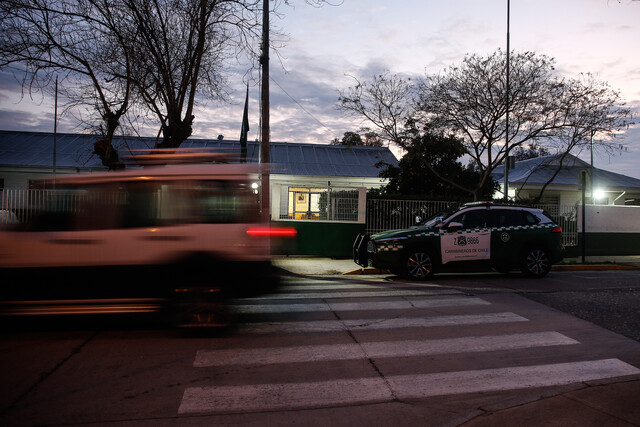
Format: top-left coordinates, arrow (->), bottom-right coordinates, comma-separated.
353,202 -> 564,279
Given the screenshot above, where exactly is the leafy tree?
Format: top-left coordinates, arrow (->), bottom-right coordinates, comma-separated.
511,143 -> 551,161
330,131 -> 362,146
377,129 -> 497,200
330,130 -> 383,147
362,130 -> 383,147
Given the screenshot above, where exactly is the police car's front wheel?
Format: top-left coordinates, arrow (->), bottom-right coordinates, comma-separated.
405,250 -> 435,280
521,247 -> 551,278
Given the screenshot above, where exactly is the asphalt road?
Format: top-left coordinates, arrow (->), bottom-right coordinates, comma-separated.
525,288 -> 640,342
0,269 -> 638,426
408,269 -> 640,343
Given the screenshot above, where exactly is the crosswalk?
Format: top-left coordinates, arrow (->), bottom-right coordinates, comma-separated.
178,278 -> 640,416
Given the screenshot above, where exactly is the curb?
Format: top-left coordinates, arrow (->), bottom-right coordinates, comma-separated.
342,264 -> 640,275
343,267 -> 390,275
552,264 -> 640,271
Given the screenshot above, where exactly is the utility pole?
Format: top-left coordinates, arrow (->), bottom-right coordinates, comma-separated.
504,0 -> 510,202
260,0 -> 270,220
53,76 -> 58,188
590,129 -> 595,202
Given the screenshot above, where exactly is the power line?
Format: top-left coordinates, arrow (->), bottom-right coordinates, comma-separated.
269,76 -> 335,136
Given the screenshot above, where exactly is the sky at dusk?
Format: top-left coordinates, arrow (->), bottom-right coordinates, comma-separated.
1,0 -> 639,178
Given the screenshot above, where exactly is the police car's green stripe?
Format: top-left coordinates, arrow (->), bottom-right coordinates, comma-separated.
383,224 -> 557,240
378,244 -> 404,252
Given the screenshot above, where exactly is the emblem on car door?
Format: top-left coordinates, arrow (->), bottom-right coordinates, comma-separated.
500,232 -> 510,242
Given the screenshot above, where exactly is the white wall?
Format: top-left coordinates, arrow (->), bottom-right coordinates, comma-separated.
578,205 -> 640,232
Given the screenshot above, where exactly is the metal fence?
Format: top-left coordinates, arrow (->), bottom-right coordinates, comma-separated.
533,203 -> 578,247
365,199 -> 578,247
0,190 -> 579,247
365,199 -> 461,234
2,187 -> 363,224
0,189 -> 54,224
0,189 -> 126,225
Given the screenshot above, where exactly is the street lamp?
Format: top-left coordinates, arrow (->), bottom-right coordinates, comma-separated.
504,0 -> 511,202
593,188 -> 606,201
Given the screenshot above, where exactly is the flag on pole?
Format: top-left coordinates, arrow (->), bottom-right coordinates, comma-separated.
240,83 -> 250,163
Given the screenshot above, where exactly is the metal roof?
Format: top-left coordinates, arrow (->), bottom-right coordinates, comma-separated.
0,130 -> 398,178
492,153 -> 640,190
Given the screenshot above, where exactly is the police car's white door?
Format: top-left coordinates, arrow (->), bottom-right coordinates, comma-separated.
440,208 -> 491,265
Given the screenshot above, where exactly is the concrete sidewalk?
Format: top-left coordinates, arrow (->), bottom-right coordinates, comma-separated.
273,256 -> 640,276
273,257 -> 359,275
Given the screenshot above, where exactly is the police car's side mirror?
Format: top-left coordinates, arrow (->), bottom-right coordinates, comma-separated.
447,222 -> 463,232
415,215 -> 422,224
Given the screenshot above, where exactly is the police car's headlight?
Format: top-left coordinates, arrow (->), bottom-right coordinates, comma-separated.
368,236 -> 407,253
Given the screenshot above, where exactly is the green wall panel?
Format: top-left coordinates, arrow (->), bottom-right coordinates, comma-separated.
275,225 -> 640,259
565,233 -> 640,257
275,221 -> 366,257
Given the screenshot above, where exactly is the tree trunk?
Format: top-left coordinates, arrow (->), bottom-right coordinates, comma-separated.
158,115 -> 194,149
93,111 -> 125,170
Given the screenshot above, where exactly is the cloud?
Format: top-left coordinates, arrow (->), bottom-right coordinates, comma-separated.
2,0 -> 639,180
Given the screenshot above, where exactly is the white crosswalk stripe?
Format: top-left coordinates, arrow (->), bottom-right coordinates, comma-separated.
278,283 -> 383,291
238,288 -> 462,300
230,296 -> 491,314
179,359 -> 639,415
194,331 -> 579,367
234,312 -> 527,334
179,279 -> 640,416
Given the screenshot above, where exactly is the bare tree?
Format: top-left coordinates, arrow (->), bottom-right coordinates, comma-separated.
530,73 -> 634,201
122,0 -> 266,149
418,51 -> 633,200
337,71 -> 415,147
0,0 -> 136,168
338,51 -> 633,201
2,0 -> 337,165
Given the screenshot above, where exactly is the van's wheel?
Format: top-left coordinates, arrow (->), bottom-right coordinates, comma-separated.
520,247 -> 551,278
404,250 -> 435,280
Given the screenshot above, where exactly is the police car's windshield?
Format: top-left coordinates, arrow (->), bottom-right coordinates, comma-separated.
418,206 -> 460,228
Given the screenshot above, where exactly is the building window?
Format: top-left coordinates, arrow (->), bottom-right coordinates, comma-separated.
279,186 -> 359,221
287,187 -> 325,220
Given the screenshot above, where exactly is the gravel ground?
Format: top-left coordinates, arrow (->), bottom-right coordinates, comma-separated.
523,288 -> 640,342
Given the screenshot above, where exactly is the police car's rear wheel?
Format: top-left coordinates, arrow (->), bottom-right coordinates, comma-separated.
521,247 -> 551,278
405,250 -> 434,280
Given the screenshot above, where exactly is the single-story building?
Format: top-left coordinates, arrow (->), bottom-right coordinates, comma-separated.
0,130 -> 398,256
492,153 -> 640,206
